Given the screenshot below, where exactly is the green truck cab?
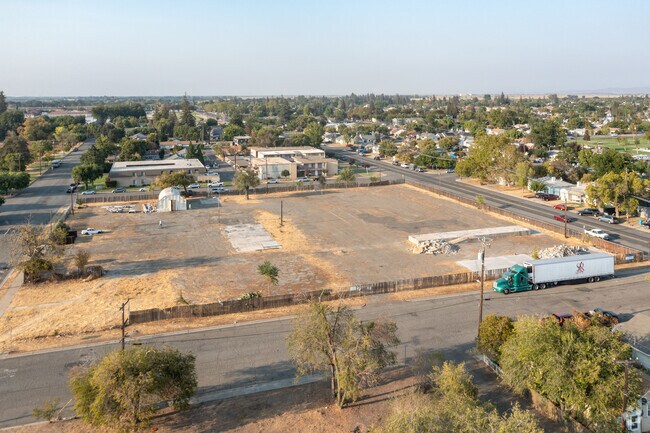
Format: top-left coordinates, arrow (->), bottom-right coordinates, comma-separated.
492,265 -> 531,294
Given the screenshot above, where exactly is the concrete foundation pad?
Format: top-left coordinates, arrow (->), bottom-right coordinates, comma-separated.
224,223 -> 281,252
457,254 -> 532,272
409,225 -> 532,245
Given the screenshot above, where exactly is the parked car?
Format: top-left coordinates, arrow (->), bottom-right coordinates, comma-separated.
415,167 -> 425,172
80,190 -> 96,195
577,208 -> 600,216
598,214 -> 618,224
400,163 -> 410,168
553,214 -> 573,223
66,187 -> 75,193
446,168 -> 455,173
553,204 -> 567,211
298,177 -> 311,182
81,228 -> 103,235
392,161 -> 400,166
208,181 -> 224,187
584,228 -> 610,240
188,182 -> 201,188
211,187 -> 227,193
138,187 -> 147,192
267,178 -> 278,184
373,156 -> 381,160
112,188 -> 126,193
534,192 -> 548,199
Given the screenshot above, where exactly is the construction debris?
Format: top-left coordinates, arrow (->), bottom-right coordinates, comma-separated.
413,239 -> 459,255
538,245 -> 588,259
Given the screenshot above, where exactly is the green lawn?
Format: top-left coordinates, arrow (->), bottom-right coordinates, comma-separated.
576,135 -> 650,153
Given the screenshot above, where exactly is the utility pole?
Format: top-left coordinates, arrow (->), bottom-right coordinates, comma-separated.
477,237 -> 492,345
119,299 -> 130,351
564,196 -> 568,239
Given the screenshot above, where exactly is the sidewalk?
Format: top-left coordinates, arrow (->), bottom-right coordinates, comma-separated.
0,271 -> 23,320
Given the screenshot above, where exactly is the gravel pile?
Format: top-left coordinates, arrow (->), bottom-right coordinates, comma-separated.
538,245 -> 588,259
414,240 -> 459,255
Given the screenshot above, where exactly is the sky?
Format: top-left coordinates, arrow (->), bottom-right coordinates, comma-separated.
1,0 -> 649,97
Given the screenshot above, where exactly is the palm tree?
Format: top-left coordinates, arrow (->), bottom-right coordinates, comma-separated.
258,261 -> 279,293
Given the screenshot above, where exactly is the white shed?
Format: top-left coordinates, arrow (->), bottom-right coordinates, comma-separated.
157,187 -> 187,212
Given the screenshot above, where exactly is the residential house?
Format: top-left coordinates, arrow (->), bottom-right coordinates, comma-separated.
129,133 -> 148,141
233,135 -> 251,145
625,390 -> 650,432
210,127 -> 223,141
528,176 -> 581,202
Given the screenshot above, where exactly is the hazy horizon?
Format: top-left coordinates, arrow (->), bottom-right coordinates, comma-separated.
2,0 -> 648,97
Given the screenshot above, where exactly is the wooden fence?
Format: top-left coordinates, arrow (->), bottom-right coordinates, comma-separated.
406,180 -> 645,264
81,179 -> 405,204
129,267 -> 508,324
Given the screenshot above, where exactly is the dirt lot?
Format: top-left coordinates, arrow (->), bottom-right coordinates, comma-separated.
10,360 -> 566,433
0,184 -> 568,351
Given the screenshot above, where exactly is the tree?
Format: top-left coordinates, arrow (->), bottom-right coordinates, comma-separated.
186,143 -> 205,164
0,135 -> 31,171
528,179 -> 546,193
287,302 -> 399,407
378,141 -> 398,157
375,361 -> 543,433
336,167 -> 356,185
515,161 -> 533,191
222,124 -> 245,141
455,134 -> 523,183
233,168 -> 260,199
70,346 -> 197,432
281,169 -> 290,179
530,118 -> 566,148
180,94 -> 196,127
74,249 -> 91,277
31,140 -> 53,174
72,164 -> 103,190
0,171 -> 30,193
53,126 -> 80,150
586,171 -> 648,219
117,138 -> 147,161
500,316 -> 640,432
257,260 -> 279,292
303,121 -> 324,147
0,91 -> 7,114
583,129 -> 591,141
477,314 -> 514,362
438,136 -> 459,152
154,171 -> 196,195
20,117 -> 53,142
10,223 -> 65,282
251,126 -> 281,147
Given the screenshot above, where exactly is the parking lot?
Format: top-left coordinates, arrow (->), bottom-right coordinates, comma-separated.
0,184 -> 569,346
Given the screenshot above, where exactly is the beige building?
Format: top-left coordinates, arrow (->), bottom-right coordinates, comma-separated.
108,159 -> 206,187
248,147 -> 338,180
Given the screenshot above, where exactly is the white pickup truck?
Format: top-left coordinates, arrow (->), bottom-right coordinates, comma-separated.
584,228 -> 610,240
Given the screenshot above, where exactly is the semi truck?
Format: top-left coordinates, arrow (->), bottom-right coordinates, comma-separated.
492,253 -> 614,294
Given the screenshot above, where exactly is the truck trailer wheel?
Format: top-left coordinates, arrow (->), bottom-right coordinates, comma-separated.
540,283 -> 547,289
588,277 -> 595,283
532,284 -> 539,290
595,276 -> 600,282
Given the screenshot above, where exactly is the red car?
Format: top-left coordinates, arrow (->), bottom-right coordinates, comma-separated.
553,214 -> 572,223
553,204 -> 567,211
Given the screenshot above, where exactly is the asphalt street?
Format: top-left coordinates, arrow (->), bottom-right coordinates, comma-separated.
0,139 -> 94,228
327,147 -> 650,254
0,270 -> 648,428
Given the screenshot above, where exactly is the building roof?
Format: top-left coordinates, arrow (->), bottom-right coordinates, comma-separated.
158,187 -> 182,200
250,146 -> 321,153
109,159 -> 205,174
250,157 -> 293,166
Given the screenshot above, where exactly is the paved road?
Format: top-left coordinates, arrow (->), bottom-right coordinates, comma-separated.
1,270 -> 648,428
0,139 -> 94,228
327,147 -> 650,254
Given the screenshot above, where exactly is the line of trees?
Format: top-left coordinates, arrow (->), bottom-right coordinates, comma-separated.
478,313 -> 641,432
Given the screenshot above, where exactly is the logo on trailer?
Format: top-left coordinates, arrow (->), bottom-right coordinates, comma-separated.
576,262 -> 585,274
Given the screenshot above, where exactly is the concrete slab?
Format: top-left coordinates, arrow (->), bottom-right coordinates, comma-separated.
457,254 -> 532,272
409,225 -> 531,245
223,223 -> 281,253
